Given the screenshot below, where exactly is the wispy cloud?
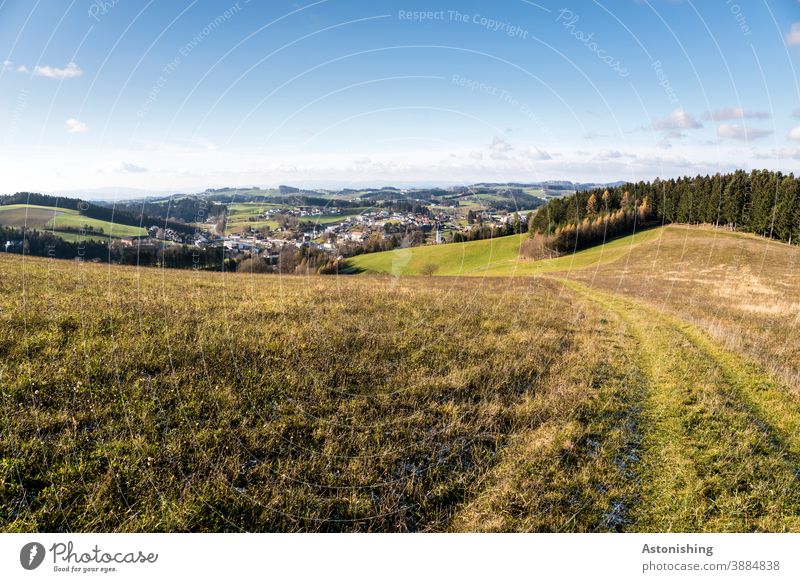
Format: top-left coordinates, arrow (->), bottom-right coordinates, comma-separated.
108,161 -> 148,173
786,22 -> 800,46
758,147 -> 800,160
716,124 -> 772,141
652,109 -> 702,130
703,107 -> 770,121
522,146 -> 552,160
65,118 -> 88,133
29,61 -> 82,79
595,149 -> 635,160
490,136 -> 512,153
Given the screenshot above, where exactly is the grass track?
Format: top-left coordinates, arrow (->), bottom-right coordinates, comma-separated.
560,279 -> 800,531
450,291 -> 645,532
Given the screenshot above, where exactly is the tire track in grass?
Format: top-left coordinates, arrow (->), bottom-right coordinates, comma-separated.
560,279 -> 800,532
449,290 -> 646,532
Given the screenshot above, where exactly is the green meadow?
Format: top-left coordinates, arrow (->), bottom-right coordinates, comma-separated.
0,203 -> 146,238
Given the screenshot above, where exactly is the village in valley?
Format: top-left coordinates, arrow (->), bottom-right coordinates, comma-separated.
209,203 -> 535,262
0,181 -> 612,272
105,182 -> 571,268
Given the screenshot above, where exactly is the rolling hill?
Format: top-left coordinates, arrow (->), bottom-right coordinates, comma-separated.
346,226 -> 664,276
4,223 -> 800,532
0,203 -> 147,238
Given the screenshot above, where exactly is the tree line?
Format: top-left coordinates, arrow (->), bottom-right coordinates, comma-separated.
1,227 -> 227,270
2,192 -> 197,235
525,169 -> 800,257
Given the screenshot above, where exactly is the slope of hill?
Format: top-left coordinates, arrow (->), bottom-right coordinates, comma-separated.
1,255 -> 633,532
0,203 -> 147,238
4,223 -> 800,532
346,226 -> 664,276
563,224 -> 800,390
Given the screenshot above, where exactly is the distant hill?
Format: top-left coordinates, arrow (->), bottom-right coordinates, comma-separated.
0,192 -> 196,235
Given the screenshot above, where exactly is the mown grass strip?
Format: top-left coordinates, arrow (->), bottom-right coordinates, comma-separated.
670,322 -> 800,465
450,291 -> 645,532
560,279 -> 800,532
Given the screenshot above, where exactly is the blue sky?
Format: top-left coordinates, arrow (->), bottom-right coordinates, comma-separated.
1,0 -> 800,194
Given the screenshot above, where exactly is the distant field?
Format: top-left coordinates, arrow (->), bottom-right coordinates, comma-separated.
347,226 -> 664,276
224,202 -> 369,234
0,204 -> 65,228
226,202 -> 284,219
49,231 -> 112,243
0,203 -> 146,238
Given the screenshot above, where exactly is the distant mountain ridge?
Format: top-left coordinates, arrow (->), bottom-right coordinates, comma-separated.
33,180 -> 626,203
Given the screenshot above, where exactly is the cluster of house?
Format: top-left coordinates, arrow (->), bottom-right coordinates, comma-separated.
264,206 -> 341,219
320,210 -> 442,244
218,232 -> 332,258
107,205 -> 533,259
117,228 -> 209,249
318,208 -> 531,247
146,225 -> 186,243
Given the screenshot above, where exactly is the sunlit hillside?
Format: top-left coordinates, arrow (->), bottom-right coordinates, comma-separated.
4,223 -> 800,532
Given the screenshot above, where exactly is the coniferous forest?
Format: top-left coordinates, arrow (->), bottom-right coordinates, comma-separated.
527,169 -> 800,256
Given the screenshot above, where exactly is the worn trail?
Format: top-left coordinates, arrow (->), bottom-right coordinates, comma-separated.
561,279 -> 800,532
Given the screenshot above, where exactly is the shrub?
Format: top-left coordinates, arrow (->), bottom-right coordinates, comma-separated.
237,256 -> 272,274
420,262 -> 439,276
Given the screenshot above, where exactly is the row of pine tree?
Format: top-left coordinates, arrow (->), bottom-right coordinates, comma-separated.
528,169 -> 800,248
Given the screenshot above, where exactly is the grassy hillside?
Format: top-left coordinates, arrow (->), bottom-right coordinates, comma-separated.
564,224 -> 800,390
4,223 -> 800,532
1,255 -> 632,532
347,226 -> 664,276
0,203 -> 146,238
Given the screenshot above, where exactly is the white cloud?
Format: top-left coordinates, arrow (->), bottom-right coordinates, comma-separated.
4,141 -> 797,194
788,126 -> 800,140
468,150 -> 483,160
490,135 -> 512,152
786,22 -> 800,46
65,118 -> 88,133
31,62 -> 82,79
716,124 -> 772,141
108,161 -> 148,173
596,150 -> 624,159
16,65 -> 28,73
652,109 -> 702,131
523,146 -> 552,160
703,107 -> 770,121
762,148 -> 800,160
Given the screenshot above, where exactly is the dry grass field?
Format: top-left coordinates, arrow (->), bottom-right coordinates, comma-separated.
1,254 -> 642,532
3,223 -> 800,532
565,225 -> 800,390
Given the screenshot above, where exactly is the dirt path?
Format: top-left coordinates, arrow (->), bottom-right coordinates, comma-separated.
450,287 -> 646,532
560,279 -> 800,532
